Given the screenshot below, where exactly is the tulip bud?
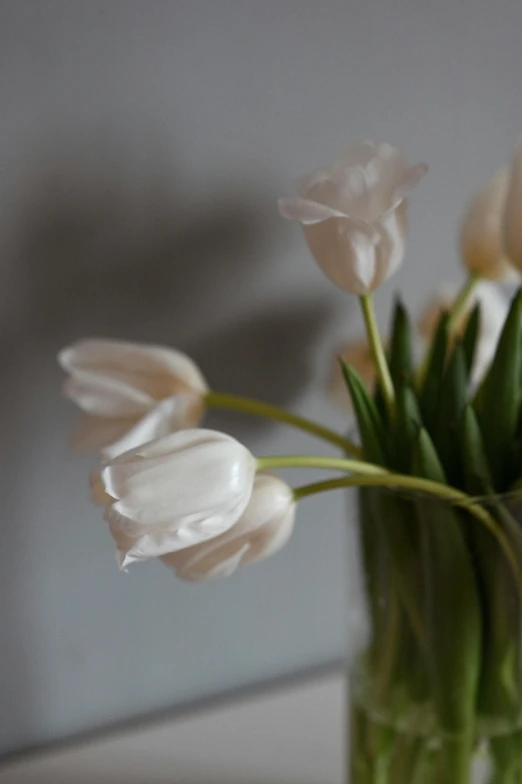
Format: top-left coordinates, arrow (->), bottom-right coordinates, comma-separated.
278,141 -> 427,295
90,429 -> 257,569
162,473 -> 295,580
504,139 -> 522,273
59,339 -> 208,457
460,169 -> 512,280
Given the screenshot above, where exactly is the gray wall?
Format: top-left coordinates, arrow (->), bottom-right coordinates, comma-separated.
1,0 -> 521,755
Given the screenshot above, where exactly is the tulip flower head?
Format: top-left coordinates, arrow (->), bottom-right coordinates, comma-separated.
90,429 -> 257,569
59,339 -> 208,457
278,141 -> 427,295
460,168 -> 513,280
504,139 -> 522,273
162,473 -> 296,580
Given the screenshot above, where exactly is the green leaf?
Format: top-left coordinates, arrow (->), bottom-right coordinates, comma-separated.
459,404 -> 494,496
412,428 -> 482,735
477,288 -> 522,489
371,488 -> 426,653
460,405 -> 522,719
341,359 -> 387,465
373,377 -> 388,425
419,312 -> 450,433
459,407 -> 522,567
394,385 -> 423,473
433,342 -> 468,485
411,427 -> 447,484
389,297 -> 413,391
490,730 -> 522,782
462,303 -> 481,376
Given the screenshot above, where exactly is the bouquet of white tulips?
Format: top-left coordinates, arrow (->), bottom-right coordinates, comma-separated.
61,140 -> 522,783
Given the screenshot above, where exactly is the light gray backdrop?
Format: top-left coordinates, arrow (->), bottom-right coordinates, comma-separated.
1,0 -> 521,755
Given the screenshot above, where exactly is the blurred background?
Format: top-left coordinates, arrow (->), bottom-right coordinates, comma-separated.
1,0 -> 521,757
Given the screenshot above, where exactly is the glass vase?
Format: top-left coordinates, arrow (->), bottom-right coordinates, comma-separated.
347,487 -> 522,784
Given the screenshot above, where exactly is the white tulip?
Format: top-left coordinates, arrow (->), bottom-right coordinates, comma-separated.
162,473 -> 295,580
278,141 -> 427,295
90,429 -> 257,569
330,338 -> 377,411
418,281 -> 508,386
460,168 -> 513,280
504,139 -> 522,273
59,339 -> 208,457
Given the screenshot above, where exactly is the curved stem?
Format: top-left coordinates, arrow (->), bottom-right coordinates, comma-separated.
257,454 -> 385,475
360,294 -> 395,415
206,391 -> 362,457
292,474 -> 521,590
447,272 -> 480,332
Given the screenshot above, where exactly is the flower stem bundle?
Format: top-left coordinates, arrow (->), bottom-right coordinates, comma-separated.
59,137 -> 522,782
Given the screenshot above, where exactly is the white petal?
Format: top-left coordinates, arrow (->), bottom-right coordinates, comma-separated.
59,339 -> 208,406
371,201 -> 407,290
90,468 -> 115,506
295,167 -> 332,197
101,429 -> 256,534
504,139 -> 522,272
331,166 -> 370,220
303,216 -> 378,295
461,168 -> 511,280
279,141 -> 426,293
112,512 -> 234,561
59,339 -> 206,388
62,372 -> 153,416
166,544 -> 251,581
162,474 -> 295,580
101,395 -> 205,458
277,197 -> 347,224
391,162 -> 429,206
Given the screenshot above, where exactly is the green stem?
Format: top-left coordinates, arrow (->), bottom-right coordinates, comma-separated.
257,454 -> 386,475
415,273 -> 480,389
447,272 -> 480,333
360,294 -> 395,415
281,469 -> 521,589
205,391 -> 361,457
373,573 -> 402,703
444,735 -> 477,784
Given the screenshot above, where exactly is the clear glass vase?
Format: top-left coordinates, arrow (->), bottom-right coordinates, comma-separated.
347,487 -> 522,784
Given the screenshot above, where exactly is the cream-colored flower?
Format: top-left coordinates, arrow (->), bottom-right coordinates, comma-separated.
504,139 -> 522,272
330,338 -> 376,410
59,339 -> 208,458
278,141 -> 427,295
162,473 -> 295,580
460,168 -> 512,280
418,282 -> 508,386
91,429 -> 257,570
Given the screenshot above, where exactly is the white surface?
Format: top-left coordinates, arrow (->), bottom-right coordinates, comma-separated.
0,672 -> 345,784
1,0 -> 522,754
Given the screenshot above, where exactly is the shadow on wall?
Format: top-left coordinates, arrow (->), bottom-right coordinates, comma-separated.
0,144 -> 338,753
9,152 -> 335,407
